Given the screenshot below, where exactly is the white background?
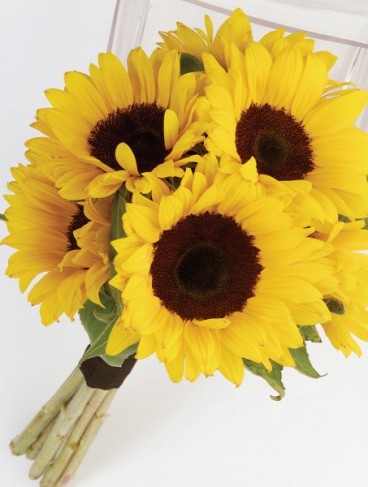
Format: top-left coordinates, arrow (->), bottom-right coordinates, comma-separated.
1,1 -> 368,487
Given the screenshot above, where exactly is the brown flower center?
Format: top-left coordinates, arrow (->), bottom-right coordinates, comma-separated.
151,212 -> 263,320
88,103 -> 170,173
66,206 -> 89,251
236,103 -> 314,180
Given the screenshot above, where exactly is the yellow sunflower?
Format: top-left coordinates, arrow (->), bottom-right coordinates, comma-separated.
158,8 -> 252,70
2,165 -> 111,324
259,26 -> 337,68
313,219 -> 368,357
26,49 -> 205,199
106,165 -> 336,386
159,8 -> 337,74
204,42 -> 368,221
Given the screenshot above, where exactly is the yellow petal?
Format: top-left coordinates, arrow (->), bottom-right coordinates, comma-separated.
120,243 -> 153,275
126,203 -> 160,243
88,171 -> 129,198
304,89 -> 368,137
115,142 -> 139,175
136,334 -> 156,359
164,109 -> 180,150
128,48 -> 156,103
218,346 -> 244,386
158,194 -> 185,230
257,276 -> 322,303
165,349 -> 185,383
193,318 -> 230,329
106,322 -> 139,355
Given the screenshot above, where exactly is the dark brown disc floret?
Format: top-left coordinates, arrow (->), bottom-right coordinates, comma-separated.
88,103 -> 170,173
150,212 -> 263,321
236,103 -> 314,180
66,205 -> 89,251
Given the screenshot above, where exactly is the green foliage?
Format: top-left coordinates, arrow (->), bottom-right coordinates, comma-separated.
108,188 -> 130,308
243,359 -> 285,401
79,290 -> 120,361
102,343 -> 138,367
290,345 -> 322,379
79,187 -> 137,367
325,297 -> 345,315
180,53 -> 204,75
109,188 -> 129,270
299,325 -> 321,343
79,289 -> 137,367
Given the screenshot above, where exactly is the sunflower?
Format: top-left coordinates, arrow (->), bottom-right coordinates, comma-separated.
1,165 -> 111,324
204,42 -> 368,221
258,25 -> 337,68
26,49 -> 205,200
158,8 -> 337,74
105,165 -> 336,385
158,8 -> 252,70
313,219 -> 368,357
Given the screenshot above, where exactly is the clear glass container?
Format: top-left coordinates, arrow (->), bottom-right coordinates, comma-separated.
108,0 -> 368,128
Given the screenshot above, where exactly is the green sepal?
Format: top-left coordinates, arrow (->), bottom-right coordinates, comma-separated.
338,214 -> 350,223
0,213 -> 6,222
325,297 -> 345,315
180,53 -> 204,75
290,344 -> 322,379
243,359 -> 285,401
299,325 -> 321,343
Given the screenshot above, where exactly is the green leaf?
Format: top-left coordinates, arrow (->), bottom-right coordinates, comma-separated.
299,325 -> 321,343
290,345 -> 321,379
79,291 -> 120,362
109,187 -> 129,271
180,53 -> 204,75
0,213 -> 6,222
243,359 -> 285,401
102,343 -> 138,367
108,187 -> 130,308
325,297 -> 345,315
79,188 -> 133,365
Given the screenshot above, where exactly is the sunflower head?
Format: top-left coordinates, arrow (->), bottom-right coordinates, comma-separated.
105,163 -> 335,386
1,165 -> 111,324
312,219 -> 368,357
25,49 -> 207,200
158,8 -> 253,70
204,41 -> 368,221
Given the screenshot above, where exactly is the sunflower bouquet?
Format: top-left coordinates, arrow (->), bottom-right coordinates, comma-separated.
2,7 -> 368,486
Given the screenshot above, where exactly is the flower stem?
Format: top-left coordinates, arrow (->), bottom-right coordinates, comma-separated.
10,367 -> 84,456
26,416 -> 58,460
40,389 -> 108,487
56,389 -> 118,487
29,382 -> 95,480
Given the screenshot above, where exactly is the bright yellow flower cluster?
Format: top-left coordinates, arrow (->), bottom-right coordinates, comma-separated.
2,9 -> 368,387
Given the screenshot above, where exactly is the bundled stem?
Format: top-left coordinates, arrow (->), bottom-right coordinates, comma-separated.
9,366 -> 119,486
10,367 -> 84,456
53,390 -> 118,487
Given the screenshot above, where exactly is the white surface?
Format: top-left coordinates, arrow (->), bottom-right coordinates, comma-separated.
1,1 -> 368,487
